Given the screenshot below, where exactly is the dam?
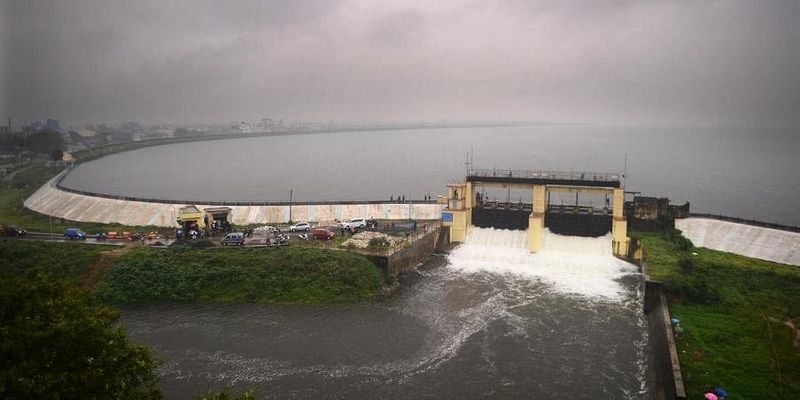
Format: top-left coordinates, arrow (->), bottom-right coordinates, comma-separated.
442,169 -> 630,256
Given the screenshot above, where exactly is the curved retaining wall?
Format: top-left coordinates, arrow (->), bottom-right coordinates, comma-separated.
25,173 -> 445,227
676,217 -> 800,266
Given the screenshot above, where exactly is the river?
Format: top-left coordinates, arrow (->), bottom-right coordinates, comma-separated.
121,228 -> 652,399
61,124 -> 799,225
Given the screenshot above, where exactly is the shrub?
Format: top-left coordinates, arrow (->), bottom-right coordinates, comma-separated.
368,236 -> 390,248
0,272 -> 162,399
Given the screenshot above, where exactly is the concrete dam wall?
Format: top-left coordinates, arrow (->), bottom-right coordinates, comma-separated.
676,217 -> 800,266
25,174 -> 445,227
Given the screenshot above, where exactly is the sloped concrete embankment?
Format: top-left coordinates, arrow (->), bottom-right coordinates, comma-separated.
24,174 -> 444,227
676,218 -> 800,266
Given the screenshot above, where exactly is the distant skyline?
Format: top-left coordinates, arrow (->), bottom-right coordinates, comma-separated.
2,0 -> 799,127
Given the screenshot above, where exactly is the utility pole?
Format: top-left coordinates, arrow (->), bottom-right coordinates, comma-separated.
623,153 -> 628,189
289,189 -> 293,223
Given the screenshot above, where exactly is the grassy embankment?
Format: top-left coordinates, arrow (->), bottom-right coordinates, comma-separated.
636,231 -> 800,399
1,239 -> 385,304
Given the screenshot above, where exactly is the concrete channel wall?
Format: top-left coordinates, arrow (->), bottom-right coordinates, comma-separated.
365,226 -> 449,276
25,172 -> 445,227
640,259 -> 686,400
676,217 -> 800,266
644,280 -> 687,400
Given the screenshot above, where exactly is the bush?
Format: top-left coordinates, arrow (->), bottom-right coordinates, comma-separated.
368,236 -> 390,248
97,247 -> 384,304
678,253 -> 697,273
0,272 -> 162,399
666,228 -> 694,251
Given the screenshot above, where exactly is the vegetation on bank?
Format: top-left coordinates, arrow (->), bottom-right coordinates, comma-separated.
0,272 -> 162,399
0,239 -> 385,398
636,231 -> 800,399
97,246 -> 385,303
0,239 -> 107,284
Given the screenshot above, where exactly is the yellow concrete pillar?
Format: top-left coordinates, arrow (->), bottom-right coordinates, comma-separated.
447,210 -> 469,242
465,182 -> 474,210
612,188 -> 624,219
611,188 -> 629,256
445,183 -> 470,243
528,185 -> 547,252
533,185 -> 546,214
528,214 -> 544,252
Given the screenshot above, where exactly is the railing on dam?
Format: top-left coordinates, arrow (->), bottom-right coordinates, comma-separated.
688,213 -> 799,233
468,168 -> 622,184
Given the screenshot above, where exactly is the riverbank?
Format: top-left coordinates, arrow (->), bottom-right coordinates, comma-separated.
0,240 -> 386,304
637,230 -> 800,399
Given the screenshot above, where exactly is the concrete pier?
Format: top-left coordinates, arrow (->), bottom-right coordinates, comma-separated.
25,175 -> 445,227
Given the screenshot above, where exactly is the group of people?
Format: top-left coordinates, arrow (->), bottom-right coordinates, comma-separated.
389,193 -> 436,202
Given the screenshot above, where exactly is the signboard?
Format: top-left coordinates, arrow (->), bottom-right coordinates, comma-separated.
441,212 -> 453,223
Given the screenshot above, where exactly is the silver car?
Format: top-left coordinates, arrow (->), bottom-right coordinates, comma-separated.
289,222 -> 311,232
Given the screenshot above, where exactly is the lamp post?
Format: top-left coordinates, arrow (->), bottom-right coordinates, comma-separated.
289,189 -> 293,223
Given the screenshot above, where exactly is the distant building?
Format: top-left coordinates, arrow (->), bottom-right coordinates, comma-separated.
238,121 -> 251,134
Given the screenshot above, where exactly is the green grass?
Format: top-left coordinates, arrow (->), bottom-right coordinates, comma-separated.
636,231 -> 800,398
96,246 -> 385,304
0,239 -> 107,284
0,239 -> 386,304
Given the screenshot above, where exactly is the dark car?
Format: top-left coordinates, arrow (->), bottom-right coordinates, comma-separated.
221,232 -> 246,246
312,228 -> 335,240
64,228 -> 87,240
3,224 -> 27,237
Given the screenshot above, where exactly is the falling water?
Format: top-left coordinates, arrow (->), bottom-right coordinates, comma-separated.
448,227 -> 639,299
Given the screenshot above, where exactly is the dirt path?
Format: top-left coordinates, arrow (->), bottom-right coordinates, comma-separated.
768,316 -> 800,350
1,163 -> 36,183
80,245 -> 133,289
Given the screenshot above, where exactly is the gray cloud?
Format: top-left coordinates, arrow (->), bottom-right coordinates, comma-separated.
2,0 -> 798,126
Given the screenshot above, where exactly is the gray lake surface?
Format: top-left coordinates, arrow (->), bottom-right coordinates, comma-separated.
61,124 -> 800,225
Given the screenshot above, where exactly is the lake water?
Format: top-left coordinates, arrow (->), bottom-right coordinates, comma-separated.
61,124 -> 799,225
122,229 -> 651,399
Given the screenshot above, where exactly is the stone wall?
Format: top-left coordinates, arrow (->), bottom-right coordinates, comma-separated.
365,227 -> 448,277
385,226 -> 448,276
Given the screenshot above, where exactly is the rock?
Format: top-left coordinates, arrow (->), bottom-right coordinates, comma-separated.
342,231 -> 403,249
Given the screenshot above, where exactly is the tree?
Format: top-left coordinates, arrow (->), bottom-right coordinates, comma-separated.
50,148 -> 64,161
25,130 -> 63,154
0,272 -> 163,399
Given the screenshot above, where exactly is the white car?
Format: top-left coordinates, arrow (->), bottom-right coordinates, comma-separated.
289,222 -> 311,232
341,218 -> 367,229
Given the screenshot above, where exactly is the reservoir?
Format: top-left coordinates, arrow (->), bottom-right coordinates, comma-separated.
60,124 -> 800,226
122,229 -> 651,399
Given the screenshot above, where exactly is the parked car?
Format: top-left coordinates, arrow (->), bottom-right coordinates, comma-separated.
341,218 -> 367,229
221,232 -> 246,246
63,228 -> 87,240
312,228 -> 336,240
2,224 -> 27,237
289,222 -> 311,232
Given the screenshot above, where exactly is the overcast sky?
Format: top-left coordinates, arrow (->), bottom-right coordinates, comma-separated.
1,0 -> 798,126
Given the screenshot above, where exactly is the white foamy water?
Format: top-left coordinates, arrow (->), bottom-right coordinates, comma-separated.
447,227 -> 639,300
